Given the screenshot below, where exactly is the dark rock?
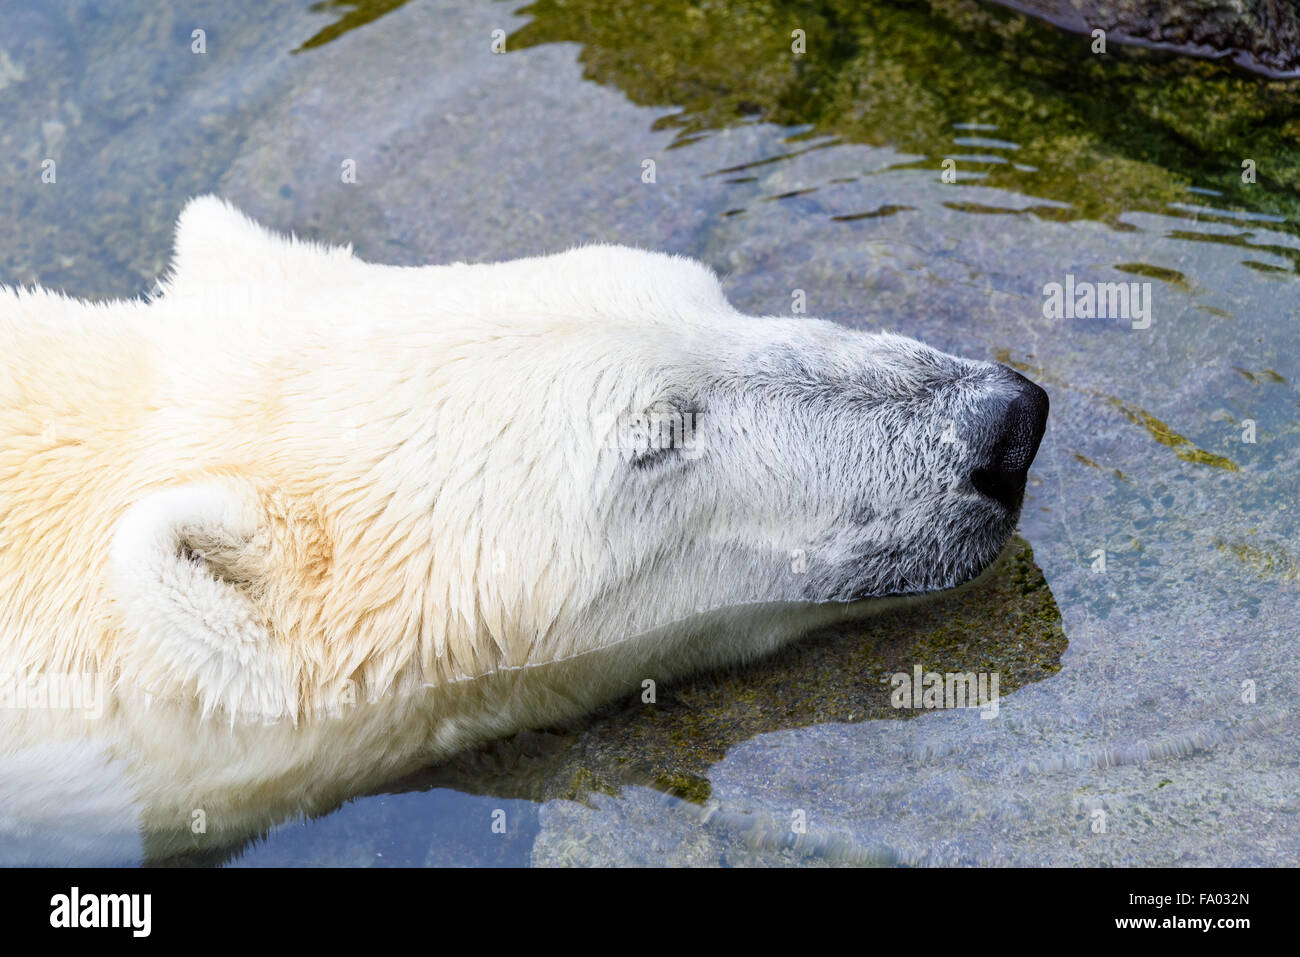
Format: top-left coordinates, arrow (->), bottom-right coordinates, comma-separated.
987,0 -> 1300,76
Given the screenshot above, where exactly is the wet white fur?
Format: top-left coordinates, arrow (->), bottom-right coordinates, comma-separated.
0,197 -> 1022,860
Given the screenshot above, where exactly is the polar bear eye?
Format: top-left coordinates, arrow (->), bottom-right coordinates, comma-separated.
625,398 -> 705,470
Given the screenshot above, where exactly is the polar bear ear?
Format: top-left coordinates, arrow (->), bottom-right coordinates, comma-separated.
163,195 -> 353,293
109,484 -> 297,723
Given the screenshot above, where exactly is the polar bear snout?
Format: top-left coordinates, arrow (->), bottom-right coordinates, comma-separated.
969,370 -> 1049,511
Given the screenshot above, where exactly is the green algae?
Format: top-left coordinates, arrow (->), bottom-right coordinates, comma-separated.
1108,398 -> 1241,471
295,0 -> 411,52
1074,452 -> 1130,482
503,0 -> 1300,246
996,349 -> 1243,474
1114,263 -> 1191,289
1234,367 -> 1289,384
295,0 -> 1300,265
1215,537 -> 1300,581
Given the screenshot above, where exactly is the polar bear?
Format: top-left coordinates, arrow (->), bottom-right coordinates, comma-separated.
0,197 -> 1046,861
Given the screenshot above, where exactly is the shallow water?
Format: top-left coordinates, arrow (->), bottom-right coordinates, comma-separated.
2,0 -> 1297,865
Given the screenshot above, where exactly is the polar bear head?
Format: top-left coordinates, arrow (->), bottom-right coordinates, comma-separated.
104,198 -> 1046,728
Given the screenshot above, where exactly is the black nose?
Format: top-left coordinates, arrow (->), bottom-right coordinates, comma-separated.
970,371 -> 1049,510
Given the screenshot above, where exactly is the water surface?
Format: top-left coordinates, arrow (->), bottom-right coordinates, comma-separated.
2,0 -> 1297,865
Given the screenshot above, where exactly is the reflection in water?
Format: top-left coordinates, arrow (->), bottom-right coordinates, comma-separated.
162,537 -> 1063,864
1215,537 -> 1300,582
297,0 -> 1300,273
402,538 -> 1064,805
505,0 -> 1300,267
